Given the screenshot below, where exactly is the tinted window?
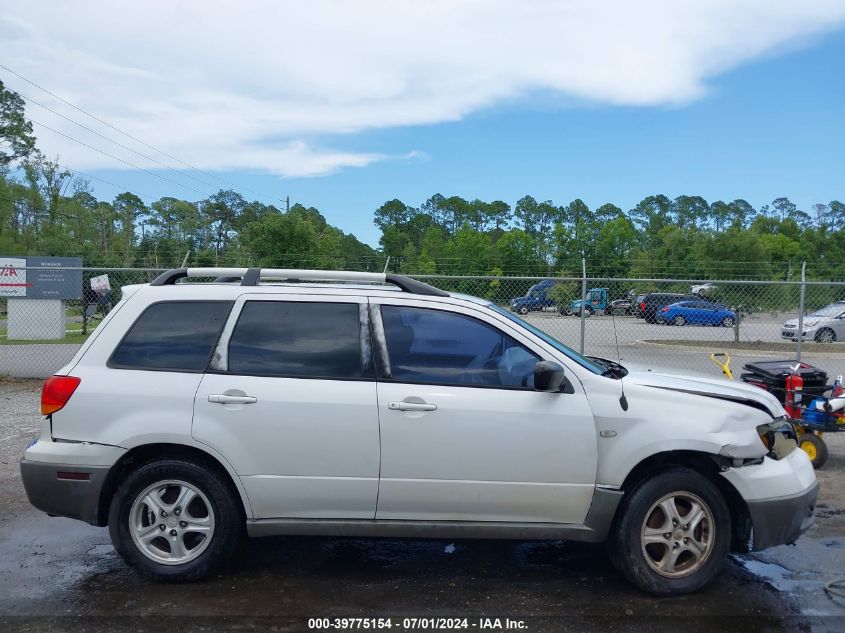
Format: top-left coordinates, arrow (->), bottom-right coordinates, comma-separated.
110,301 -> 232,371
228,301 -> 362,378
381,305 -> 540,388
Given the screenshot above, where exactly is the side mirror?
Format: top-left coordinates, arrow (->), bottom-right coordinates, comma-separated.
534,360 -> 566,392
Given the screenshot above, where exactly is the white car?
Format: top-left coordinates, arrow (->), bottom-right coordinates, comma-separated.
690,282 -> 716,296
781,301 -> 845,343
21,268 -> 817,596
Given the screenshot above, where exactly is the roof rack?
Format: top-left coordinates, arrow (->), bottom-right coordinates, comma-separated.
149,267 -> 450,297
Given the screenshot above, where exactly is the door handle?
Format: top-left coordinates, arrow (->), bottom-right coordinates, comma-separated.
388,401 -> 437,412
208,394 -> 258,405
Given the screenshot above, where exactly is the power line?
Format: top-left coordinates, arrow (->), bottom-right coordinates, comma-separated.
30,117 -> 211,198
0,63 -> 274,201
18,91 -> 221,195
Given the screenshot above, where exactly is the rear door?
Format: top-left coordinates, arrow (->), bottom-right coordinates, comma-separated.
371,298 -> 597,524
192,293 -> 380,519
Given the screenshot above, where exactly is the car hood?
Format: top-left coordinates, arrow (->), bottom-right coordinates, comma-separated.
783,316 -> 824,327
622,367 -> 785,418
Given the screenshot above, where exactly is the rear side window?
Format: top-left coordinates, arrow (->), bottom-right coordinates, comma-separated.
380,305 -> 540,388
110,301 -> 233,371
227,301 -> 362,379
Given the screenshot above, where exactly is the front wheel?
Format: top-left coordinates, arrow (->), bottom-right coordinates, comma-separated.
815,328 -> 836,344
721,316 -> 735,327
109,457 -> 244,582
608,468 -> 730,595
518,306 -> 529,315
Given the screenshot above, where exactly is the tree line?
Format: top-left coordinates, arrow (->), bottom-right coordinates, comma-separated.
2,79 -> 843,280
374,193 -> 845,280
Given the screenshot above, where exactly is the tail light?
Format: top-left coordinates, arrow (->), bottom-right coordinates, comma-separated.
661,306 -> 669,312
640,302 -> 646,311
41,375 -> 81,415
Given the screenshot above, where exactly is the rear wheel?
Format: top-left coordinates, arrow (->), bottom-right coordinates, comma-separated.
816,328 -> 836,344
799,433 -> 829,469
608,468 -> 730,596
673,315 -> 686,326
109,456 -> 244,581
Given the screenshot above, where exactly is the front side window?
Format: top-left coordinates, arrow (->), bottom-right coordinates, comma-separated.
227,301 -> 362,378
380,305 -> 540,388
110,301 -> 233,371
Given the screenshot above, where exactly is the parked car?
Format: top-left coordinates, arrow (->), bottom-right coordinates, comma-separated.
656,301 -> 737,327
510,279 -> 556,315
21,267 -> 817,596
781,301 -> 845,343
690,282 -> 717,296
638,292 -> 699,323
633,293 -> 647,317
609,289 -> 638,316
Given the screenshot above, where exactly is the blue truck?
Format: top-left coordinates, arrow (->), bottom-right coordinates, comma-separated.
562,287 -> 610,317
510,279 -> 557,315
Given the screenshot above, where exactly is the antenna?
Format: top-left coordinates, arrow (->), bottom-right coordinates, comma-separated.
383,256 -> 391,274
610,295 -> 629,411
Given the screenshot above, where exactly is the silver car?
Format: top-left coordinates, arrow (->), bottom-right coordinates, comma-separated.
781,301 -> 845,343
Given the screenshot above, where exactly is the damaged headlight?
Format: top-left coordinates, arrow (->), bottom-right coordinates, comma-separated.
756,417 -> 798,460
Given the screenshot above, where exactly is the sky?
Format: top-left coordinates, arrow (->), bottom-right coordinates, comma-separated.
1,1 -> 844,246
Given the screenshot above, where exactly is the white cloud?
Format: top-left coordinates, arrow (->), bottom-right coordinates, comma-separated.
1,1 -> 843,179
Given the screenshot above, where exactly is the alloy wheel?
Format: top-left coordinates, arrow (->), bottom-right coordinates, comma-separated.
640,492 -> 715,578
129,479 -> 215,565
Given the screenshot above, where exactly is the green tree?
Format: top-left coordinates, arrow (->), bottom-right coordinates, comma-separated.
0,80 -> 36,166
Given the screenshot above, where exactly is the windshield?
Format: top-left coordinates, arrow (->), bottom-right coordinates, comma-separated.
810,303 -> 845,318
489,304 -> 603,374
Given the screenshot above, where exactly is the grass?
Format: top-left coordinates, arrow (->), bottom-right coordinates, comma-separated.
642,339 -> 844,352
0,331 -> 93,346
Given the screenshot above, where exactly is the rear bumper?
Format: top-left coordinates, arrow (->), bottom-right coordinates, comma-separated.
20,459 -> 110,525
20,438 -> 125,526
746,481 -> 818,550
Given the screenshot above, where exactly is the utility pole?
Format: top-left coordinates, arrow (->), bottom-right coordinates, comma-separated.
284,196 -> 290,213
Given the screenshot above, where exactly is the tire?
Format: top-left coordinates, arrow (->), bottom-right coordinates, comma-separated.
108,456 -> 244,582
673,315 -> 686,326
815,328 -> 836,344
799,434 -> 829,469
580,307 -> 594,318
518,306 -> 529,315
721,316 -> 735,328
608,468 -> 731,596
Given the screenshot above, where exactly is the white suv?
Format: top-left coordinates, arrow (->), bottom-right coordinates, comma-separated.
21,268 -> 818,595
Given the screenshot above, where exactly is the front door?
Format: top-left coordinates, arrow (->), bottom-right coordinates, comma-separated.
192,294 -> 380,519
371,299 -> 597,524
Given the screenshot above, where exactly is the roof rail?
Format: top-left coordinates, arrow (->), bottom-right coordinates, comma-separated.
149,267 -> 449,297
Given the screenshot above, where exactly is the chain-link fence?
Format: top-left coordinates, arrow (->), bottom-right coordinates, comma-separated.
0,268 -> 167,378
2,267 -> 844,379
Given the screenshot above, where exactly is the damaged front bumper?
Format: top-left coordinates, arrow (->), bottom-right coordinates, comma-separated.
719,447 -> 818,551
746,480 -> 819,550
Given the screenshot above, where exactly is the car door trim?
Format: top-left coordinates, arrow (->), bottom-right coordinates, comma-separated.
245,487 -> 621,540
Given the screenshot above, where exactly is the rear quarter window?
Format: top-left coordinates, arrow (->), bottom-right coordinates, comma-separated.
109,301 -> 233,372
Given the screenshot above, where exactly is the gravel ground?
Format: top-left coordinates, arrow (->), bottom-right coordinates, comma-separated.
0,379 -> 41,523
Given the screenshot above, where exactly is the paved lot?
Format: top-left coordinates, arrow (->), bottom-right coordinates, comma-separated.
1,381 -> 844,632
